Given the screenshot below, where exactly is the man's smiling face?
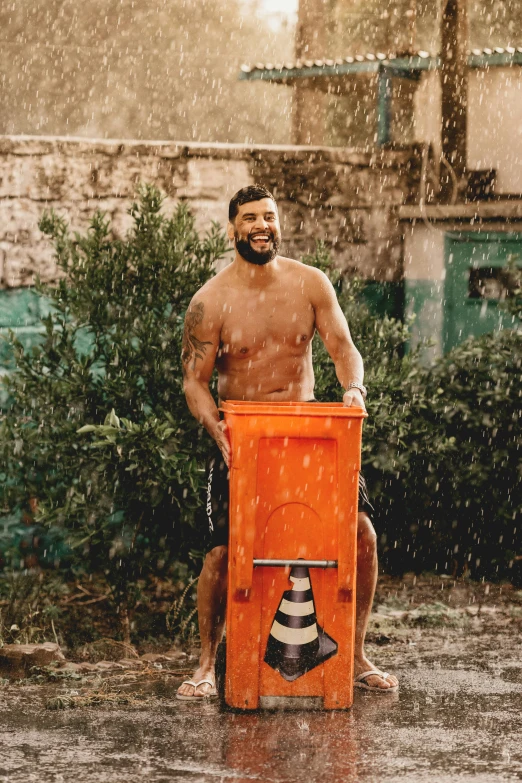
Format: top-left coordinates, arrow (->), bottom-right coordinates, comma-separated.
229,197 -> 282,266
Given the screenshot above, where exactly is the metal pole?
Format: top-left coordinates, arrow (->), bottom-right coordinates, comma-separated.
377,67 -> 392,147
253,559 -> 338,568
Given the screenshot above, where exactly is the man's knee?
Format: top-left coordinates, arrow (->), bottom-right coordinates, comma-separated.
357,512 -> 377,551
204,544 -> 228,574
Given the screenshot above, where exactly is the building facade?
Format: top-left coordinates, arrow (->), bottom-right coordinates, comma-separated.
240,45 -> 522,357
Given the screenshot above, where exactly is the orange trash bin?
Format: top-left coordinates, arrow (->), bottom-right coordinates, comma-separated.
222,401 -> 367,710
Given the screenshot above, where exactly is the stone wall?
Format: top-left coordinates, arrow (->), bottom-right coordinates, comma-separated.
0,135 -> 421,288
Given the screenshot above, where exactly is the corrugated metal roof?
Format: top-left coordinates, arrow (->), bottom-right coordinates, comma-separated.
239,47 -> 522,81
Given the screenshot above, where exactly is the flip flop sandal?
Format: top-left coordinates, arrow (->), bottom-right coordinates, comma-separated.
354,669 -> 399,692
176,678 -> 218,701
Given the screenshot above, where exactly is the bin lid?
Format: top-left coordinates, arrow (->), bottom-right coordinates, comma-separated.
220,400 -> 367,418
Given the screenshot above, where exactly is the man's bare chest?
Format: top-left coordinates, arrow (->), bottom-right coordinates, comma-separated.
218,290 -> 315,357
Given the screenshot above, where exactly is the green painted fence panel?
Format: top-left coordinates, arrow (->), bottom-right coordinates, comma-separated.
0,289 -> 42,327
361,280 -> 404,321
443,232 -> 522,353
0,289 -> 49,373
404,279 -> 444,362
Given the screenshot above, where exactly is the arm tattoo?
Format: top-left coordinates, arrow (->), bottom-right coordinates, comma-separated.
182,302 -> 213,373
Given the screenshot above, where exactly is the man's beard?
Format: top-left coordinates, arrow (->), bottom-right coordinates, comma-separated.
235,230 -> 281,266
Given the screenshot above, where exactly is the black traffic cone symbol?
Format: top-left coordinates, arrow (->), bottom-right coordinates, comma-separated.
264,563 -> 338,682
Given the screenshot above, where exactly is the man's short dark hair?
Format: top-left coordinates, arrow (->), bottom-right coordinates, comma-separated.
228,185 -> 276,222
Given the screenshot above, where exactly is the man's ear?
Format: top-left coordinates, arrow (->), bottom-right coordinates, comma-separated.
227,221 -> 235,242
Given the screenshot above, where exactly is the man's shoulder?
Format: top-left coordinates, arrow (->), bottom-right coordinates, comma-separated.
278,255 -> 303,267
187,268 -> 238,330
190,267 -> 231,304
279,257 -> 329,287
278,256 -> 319,275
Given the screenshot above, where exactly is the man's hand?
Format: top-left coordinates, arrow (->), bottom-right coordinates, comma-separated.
214,420 -> 231,467
343,388 -> 366,411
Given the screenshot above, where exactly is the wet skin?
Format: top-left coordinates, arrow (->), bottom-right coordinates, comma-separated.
215,264 -> 316,404
179,197 -> 399,697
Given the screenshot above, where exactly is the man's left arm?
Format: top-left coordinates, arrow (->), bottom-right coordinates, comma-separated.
310,268 -> 366,409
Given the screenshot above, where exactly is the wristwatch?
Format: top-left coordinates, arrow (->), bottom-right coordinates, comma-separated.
345,382 -> 367,399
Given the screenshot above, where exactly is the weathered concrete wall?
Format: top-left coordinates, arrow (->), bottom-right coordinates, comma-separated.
0,135 -> 421,288
413,68 -> 522,194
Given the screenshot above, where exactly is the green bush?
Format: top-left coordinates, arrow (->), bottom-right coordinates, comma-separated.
305,245 -> 521,582
1,187 -> 228,638
421,329 -> 521,579
364,328 -> 521,581
1,194 -> 520,631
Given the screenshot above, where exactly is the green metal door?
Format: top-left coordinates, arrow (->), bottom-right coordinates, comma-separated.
444,232 -> 522,353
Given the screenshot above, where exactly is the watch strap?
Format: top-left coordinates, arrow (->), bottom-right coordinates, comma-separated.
345,382 -> 367,399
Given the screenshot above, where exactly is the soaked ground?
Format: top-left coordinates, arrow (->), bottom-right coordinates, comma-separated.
1,577 -> 521,782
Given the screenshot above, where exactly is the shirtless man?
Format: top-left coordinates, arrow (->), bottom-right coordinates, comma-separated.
177,185 -> 399,699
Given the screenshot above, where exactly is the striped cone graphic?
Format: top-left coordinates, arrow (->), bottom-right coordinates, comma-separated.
264,563 -> 338,682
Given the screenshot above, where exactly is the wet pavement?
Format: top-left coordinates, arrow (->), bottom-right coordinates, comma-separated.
0,628 -> 521,783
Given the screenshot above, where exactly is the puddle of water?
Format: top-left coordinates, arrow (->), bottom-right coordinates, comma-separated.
0,630 -> 521,783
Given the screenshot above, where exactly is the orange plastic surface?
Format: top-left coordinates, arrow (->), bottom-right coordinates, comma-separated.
222,401 -> 367,710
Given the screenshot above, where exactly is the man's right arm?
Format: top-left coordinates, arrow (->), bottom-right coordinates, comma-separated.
181,295 -> 230,464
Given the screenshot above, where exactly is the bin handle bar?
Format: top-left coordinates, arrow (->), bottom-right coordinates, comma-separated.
253,559 -> 338,568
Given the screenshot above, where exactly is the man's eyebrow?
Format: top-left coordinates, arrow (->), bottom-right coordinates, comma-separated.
240,210 -> 277,218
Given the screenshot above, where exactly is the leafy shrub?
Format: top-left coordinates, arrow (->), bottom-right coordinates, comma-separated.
0,187 -> 228,639
1,192 -> 520,641
363,328 -> 521,582
306,246 -> 521,582
421,329 -> 521,579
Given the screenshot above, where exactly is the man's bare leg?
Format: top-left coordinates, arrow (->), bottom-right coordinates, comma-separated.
176,545 -> 228,698
177,516 -> 397,697
354,512 -> 399,690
